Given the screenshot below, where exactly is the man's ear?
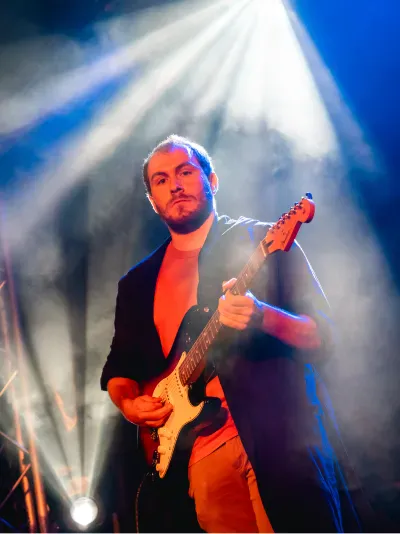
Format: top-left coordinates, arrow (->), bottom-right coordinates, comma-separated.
209,172 -> 219,195
147,194 -> 159,214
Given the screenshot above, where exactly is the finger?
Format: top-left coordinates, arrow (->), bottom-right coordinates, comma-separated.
142,404 -> 173,420
219,302 -> 253,317
140,395 -> 163,403
219,315 -> 247,331
144,416 -> 170,428
225,295 -> 254,307
140,397 -> 164,407
222,278 -> 237,292
139,401 -> 164,412
220,310 -> 249,324
219,309 -> 249,325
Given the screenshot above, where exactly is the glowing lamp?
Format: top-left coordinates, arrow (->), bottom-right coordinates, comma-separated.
70,497 -> 98,528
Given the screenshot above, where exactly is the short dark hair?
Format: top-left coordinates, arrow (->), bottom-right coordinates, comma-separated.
142,134 -> 214,194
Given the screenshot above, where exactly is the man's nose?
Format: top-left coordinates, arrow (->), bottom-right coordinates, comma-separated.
170,175 -> 184,192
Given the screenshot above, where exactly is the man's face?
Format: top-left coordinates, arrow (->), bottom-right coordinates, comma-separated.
147,146 -> 216,234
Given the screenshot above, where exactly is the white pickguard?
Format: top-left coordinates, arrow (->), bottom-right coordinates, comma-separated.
152,352 -> 204,478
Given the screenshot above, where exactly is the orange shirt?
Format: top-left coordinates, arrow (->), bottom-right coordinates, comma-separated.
153,243 -> 238,466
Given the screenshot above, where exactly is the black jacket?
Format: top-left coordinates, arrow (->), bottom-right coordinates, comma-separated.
101,214 -> 358,532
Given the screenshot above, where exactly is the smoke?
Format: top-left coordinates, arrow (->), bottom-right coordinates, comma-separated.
0,0 -> 397,508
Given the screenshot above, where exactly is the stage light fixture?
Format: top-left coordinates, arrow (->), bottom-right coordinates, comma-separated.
70,497 -> 98,528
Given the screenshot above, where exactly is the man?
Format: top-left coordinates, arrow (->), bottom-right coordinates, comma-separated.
101,135 -> 360,533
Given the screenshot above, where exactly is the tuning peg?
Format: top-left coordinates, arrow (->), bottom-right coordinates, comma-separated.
305,192 -> 313,199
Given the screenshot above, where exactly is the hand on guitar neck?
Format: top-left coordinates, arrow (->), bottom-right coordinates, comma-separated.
107,377 -> 173,427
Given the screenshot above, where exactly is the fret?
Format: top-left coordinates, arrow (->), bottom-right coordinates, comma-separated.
213,318 -> 219,335
231,284 -> 240,296
238,277 -> 246,294
199,336 -> 206,355
248,260 -> 255,273
202,334 -> 207,349
209,324 -> 217,339
192,346 -> 200,366
193,348 -> 199,365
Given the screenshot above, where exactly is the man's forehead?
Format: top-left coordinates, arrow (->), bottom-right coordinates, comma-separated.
148,145 -> 199,172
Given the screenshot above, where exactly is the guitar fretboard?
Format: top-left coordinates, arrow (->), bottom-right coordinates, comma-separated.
179,239 -> 269,386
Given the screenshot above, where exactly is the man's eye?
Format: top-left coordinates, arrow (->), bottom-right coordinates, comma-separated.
180,170 -> 192,177
157,178 -> 166,185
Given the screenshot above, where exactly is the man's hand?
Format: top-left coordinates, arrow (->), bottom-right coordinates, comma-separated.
218,278 -> 264,331
121,395 -> 173,427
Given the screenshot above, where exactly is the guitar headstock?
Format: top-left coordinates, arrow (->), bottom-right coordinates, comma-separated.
263,193 -> 315,254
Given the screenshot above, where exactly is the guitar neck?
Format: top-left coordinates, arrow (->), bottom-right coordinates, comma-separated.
179,239 -> 269,386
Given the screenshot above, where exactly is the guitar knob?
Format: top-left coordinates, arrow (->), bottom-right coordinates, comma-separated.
158,446 -> 167,454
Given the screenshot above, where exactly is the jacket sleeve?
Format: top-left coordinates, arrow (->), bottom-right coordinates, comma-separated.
275,241 -> 335,357
100,277 -> 144,390
251,222 -> 334,362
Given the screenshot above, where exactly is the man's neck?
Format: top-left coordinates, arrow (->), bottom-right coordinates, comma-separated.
169,211 -> 215,251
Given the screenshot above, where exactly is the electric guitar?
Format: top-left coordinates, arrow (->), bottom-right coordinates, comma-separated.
139,193 -> 315,479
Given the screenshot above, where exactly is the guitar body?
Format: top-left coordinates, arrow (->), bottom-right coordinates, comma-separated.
140,306 -> 221,477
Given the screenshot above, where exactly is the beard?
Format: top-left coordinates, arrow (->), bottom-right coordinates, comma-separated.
155,183 -> 214,235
